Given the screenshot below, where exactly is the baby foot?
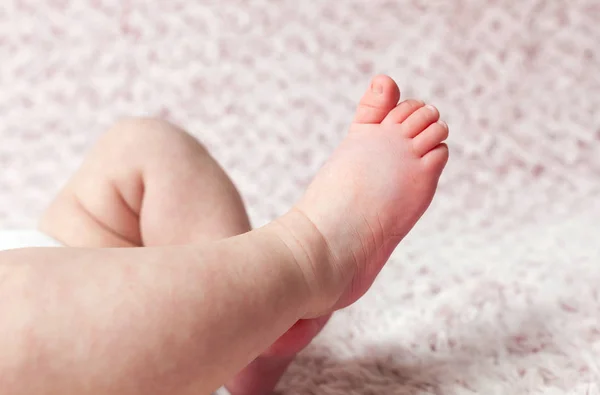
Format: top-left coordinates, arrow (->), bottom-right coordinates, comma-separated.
290,75 -> 449,313
224,314 -> 330,395
228,75 -> 448,393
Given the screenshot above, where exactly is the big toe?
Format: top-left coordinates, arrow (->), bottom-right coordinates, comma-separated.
353,75 -> 400,124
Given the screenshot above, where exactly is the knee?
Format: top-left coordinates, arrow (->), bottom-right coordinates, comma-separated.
99,117 -> 210,160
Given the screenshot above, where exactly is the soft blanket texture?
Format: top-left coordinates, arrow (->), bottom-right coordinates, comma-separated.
1,1 -> 599,393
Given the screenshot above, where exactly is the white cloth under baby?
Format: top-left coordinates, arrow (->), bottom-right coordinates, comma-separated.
0,229 -> 62,251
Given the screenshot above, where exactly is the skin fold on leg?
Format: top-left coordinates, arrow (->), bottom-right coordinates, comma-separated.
39,117 -> 330,394
37,73 -> 449,393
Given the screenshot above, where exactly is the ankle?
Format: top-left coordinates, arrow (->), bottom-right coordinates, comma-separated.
265,208 -> 346,316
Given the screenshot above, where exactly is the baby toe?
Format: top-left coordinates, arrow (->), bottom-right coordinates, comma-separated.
412,120 -> 449,157
382,99 -> 425,125
400,104 -> 440,138
422,143 -> 450,176
352,75 -> 401,124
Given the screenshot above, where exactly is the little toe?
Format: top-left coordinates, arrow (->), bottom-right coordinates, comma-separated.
412,120 -> 449,157
400,104 -> 440,138
422,143 -> 450,175
382,99 -> 425,125
352,75 -> 401,124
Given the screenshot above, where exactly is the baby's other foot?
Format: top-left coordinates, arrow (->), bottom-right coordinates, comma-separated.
289,75 -> 449,314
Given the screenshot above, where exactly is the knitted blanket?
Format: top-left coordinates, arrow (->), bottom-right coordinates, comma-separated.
1,1 -> 599,393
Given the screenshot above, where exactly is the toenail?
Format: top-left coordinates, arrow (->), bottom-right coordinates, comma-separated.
425,104 -> 438,113
371,82 -> 383,94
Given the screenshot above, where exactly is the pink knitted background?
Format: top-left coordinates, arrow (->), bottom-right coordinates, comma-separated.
1,1 -> 600,393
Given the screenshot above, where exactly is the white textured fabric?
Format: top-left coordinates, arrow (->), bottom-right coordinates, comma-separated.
0,230 -> 61,250
1,1 -> 600,393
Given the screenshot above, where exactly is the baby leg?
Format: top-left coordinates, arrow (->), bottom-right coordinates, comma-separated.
39,118 -> 324,394
40,118 -> 251,247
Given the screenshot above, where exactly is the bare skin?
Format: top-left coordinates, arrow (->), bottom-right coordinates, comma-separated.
0,219 -> 315,394
39,117 -> 330,394
0,75 -> 449,394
